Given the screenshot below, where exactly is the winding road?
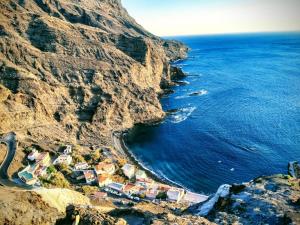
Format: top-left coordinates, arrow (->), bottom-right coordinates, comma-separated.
0,132 -> 32,189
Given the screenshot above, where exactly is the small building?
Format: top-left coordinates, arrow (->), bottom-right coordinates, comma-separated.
135,178 -> 154,189
64,145 -> 72,155
167,188 -> 185,203
83,170 -> 96,184
74,162 -> 89,170
18,165 -> 37,185
135,170 -> 147,180
158,184 -> 172,192
97,174 -> 112,187
34,164 -> 48,177
36,152 -> 51,166
122,164 -> 135,179
123,183 -> 141,195
91,192 -> 108,202
146,189 -> 159,200
106,182 -> 124,193
183,192 -> 209,205
27,149 -> 39,161
94,162 -> 115,175
53,154 -> 72,166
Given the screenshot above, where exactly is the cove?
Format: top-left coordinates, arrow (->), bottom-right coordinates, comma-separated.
125,32 -> 300,194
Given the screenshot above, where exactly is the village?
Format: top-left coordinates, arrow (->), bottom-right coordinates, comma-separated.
18,144 -> 208,207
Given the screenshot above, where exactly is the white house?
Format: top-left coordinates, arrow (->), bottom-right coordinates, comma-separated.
27,149 -> 39,161
135,178 -> 154,189
64,145 -> 72,155
167,188 -> 185,203
94,162 -> 115,175
74,162 -> 89,170
106,182 -> 124,193
53,155 -> 72,165
135,170 -> 147,180
122,164 -> 135,179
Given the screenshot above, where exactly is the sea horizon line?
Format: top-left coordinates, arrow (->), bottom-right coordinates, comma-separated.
162,30 -> 300,38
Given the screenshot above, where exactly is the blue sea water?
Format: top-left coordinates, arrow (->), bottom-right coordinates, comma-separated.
126,32 -> 300,194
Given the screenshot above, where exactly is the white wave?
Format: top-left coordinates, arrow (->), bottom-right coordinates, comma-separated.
176,81 -> 190,85
197,184 -> 231,216
189,89 -> 208,96
199,89 -> 208,95
174,95 -> 189,100
168,106 -> 197,124
177,63 -> 188,67
175,90 -> 208,100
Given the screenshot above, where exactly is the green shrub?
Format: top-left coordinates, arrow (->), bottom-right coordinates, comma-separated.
47,165 -> 57,174
91,150 -> 101,162
40,172 -> 70,188
84,154 -> 92,162
81,185 -> 98,196
156,192 -> 167,200
56,163 -> 72,175
73,154 -> 86,164
50,172 -> 70,188
23,147 -> 34,154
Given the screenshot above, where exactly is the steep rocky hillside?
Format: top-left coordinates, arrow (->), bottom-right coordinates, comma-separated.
0,187 -> 63,225
0,0 -> 188,146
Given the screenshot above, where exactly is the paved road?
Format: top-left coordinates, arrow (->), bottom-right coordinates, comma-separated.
0,132 -> 17,179
0,132 -> 32,189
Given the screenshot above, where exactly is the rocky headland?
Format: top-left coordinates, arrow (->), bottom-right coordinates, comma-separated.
0,0 -> 188,148
196,174 -> 300,225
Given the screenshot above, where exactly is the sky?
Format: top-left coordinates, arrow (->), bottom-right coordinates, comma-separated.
122,0 -> 300,36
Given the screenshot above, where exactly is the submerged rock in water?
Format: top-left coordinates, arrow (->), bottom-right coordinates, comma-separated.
189,90 -> 208,96
174,80 -> 190,86
166,108 -> 180,114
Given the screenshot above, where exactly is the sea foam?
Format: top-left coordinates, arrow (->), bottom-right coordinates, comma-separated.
189,89 -> 208,96
168,106 -> 197,123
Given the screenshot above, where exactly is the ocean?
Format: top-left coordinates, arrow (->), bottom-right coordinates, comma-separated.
125,32 -> 300,194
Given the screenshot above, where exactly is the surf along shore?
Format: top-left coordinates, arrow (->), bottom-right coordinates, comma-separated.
110,61 -> 204,193
112,130 -> 186,189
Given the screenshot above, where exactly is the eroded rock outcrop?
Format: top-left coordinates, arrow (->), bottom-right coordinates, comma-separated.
63,206 -> 214,225
196,174 -> 300,225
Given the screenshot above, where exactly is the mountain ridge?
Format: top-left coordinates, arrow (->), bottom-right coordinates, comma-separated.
0,0 -> 188,147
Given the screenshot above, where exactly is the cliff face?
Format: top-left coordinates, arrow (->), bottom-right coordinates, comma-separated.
0,0 -> 188,146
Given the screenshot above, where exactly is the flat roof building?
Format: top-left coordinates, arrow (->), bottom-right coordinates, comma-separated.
122,164 -> 135,179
